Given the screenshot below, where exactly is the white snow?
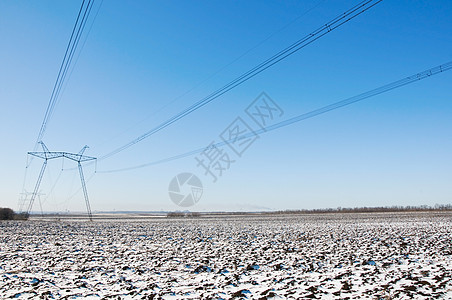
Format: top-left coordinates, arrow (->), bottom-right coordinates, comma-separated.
1,212 -> 451,299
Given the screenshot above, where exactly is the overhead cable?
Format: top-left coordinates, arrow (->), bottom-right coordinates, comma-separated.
34,0 -> 95,150
96,61 -> 452,173
99,0 -> 383,161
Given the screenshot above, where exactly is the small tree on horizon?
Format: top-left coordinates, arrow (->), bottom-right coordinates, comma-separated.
0,208 -> 15,220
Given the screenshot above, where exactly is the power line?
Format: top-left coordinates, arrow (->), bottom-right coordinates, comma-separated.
60,0 -> 104,100
96,61 -> 452,173
99,0 -> 383,161
45,0 -> 96,125
34,0 -> 95,150
91,0 -> 325,149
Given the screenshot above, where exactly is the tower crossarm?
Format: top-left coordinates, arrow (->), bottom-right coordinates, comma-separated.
28,151 -> 64,160
28,151 -> 96,162
63,153 -> 96,162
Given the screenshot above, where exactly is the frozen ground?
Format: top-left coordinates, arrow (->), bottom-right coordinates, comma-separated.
1,212 -> 451,299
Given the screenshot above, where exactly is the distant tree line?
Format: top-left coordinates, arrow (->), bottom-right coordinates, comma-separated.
167,211 -> 201,218
164,205 -> 452,217
271,204 -> 452,215
0,208 -> 29,220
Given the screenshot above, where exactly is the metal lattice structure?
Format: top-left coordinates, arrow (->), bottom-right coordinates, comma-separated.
19,190 -> 45,217
24,142 -> 96,221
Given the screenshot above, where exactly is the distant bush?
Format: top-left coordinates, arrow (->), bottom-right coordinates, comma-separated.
14,212 -> 30,220
0,208 -> 15,220
0,208 -> 29,220
187,212 -> 201,218
167,211 -> 201,218
167,211 -> 185,218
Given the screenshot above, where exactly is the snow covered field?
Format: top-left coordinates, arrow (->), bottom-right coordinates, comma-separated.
1,212 -> 451,299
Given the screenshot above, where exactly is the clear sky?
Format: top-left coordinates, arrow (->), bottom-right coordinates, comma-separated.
1,0 -> 451,212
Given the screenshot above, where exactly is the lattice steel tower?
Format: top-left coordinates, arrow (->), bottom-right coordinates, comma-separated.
23,142 -> 96,221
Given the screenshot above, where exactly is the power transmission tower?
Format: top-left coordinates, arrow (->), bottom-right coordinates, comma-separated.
19,190 -> 45,217
22,142 -> 96,221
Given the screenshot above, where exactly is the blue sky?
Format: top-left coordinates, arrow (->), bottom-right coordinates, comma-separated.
1,0 -> 451,212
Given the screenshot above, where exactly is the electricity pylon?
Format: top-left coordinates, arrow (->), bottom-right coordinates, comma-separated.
23,142 -> 96,221
19,190 -> 45,217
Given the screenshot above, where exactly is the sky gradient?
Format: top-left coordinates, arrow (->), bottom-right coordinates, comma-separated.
1,0 -> 451,212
